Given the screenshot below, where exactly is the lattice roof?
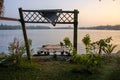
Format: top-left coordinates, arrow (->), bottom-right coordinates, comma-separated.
20,9 -> 78,26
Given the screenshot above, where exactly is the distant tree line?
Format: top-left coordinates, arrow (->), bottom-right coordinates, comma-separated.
0,24 -> 21,30
0,24 -> 50,30
1,24 -> 120,30
79,25 -> 120,30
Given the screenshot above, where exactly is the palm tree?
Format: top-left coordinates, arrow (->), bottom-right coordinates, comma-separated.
0,0 -> 4,16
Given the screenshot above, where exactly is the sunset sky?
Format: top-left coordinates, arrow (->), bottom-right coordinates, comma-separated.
1,0 -> 120,27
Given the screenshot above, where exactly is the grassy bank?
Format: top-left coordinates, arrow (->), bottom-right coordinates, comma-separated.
0,58 -> 120,80
0,36 -> 119,80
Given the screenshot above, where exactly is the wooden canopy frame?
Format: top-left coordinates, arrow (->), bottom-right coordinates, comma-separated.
0,8 -> 79,60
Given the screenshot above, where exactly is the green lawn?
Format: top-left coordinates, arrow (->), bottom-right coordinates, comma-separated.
0,58 -> 120,80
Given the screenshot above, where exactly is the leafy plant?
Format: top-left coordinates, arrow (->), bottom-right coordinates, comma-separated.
82,34 -> 91,54
8,38 -> 25,64
114,50 -> 120,64
102,44 -> 117,62
96,37 -> 112,55
71,35 -> 117,73
63,37 -> 72,48
8,38 -> 33,65
63,37 -> 76,55
64,35 -> 117,73
103,44 -> 117,56
71,53 -> 102,73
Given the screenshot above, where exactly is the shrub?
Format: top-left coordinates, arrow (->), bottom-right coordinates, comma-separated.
82,35 -> 116,56
8,38 -> 26,64
71,53 -> 102,72
112,50 -> 120,64
63,37 -> 76,55
8,38 -> 33,65
82,34 -> 91,54
63,37 -> 72,48
63,36 -> 116,73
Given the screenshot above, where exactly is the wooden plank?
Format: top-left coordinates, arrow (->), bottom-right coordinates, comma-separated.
24,21 -> 74,24
39,44 -> 70,53
22,9 -> 75,13
0,16 -> 19,21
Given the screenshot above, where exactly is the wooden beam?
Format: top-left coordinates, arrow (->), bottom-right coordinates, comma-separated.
24,21 -> 74,24
73,10 -> 79,52
22,9 -> 75,13
19,8 -> 31,61
0,16 -> 19,21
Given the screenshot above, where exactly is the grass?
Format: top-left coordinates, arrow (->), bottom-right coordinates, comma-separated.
0,57 -> 120,80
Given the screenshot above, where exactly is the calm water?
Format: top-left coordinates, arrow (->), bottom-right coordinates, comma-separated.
0,29 -> 120,54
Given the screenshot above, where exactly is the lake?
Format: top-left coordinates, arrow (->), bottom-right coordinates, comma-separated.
0,29 -> 120,54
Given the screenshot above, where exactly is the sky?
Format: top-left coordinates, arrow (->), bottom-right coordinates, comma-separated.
1,0 -> 120,27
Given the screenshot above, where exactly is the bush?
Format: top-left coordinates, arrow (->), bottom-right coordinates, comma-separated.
82,34 -> 91,54
63,37 -> 78,56
7,38 -> 33,65
71,54 -> 102,71
8,38 -> 26,64
63,35 -> 117,73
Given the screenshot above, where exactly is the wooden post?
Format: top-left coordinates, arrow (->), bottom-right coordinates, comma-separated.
19,8 -> 31,61
73,10 -> 79,52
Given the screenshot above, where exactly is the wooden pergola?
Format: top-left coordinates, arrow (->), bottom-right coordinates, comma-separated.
0,8 -> 79,60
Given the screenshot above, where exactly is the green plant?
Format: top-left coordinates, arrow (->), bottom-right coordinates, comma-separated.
90,37 -> 113,55
71,53 -> 102,73
95,38 -> 110,55
102,44 -> 117,62
0,52 -> 7,59
114,50 -> 120,64
63,37 -> 76,55
63,37 -> 72,48
64,35 -> 117,73
8,38 -> 33,65
71,35 -> 116,73
103,44 -> 117,56
82,34 -> 91,54
8,38 -> 26,64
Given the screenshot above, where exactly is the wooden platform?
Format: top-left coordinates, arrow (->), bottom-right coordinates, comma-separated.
37,44 -> 70,56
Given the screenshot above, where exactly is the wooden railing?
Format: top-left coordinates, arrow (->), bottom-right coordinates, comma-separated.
0,16 -> 19,21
